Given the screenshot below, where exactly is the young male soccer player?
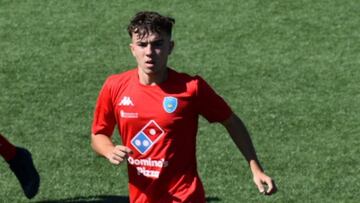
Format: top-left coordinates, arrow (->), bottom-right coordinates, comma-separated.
91,11 -> 276,202
0,133 -> 40,199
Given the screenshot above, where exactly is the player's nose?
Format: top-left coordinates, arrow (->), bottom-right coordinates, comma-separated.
145,44 -> 154,55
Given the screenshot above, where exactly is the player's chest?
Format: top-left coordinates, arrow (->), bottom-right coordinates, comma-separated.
114,87 -> 195,123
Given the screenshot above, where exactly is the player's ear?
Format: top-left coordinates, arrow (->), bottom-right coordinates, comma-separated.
169,41 -> 175,55
129,43 -> 136,57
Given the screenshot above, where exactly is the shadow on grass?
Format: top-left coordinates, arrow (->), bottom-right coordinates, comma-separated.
36,195 -> 129,203
36,195 -> 220,202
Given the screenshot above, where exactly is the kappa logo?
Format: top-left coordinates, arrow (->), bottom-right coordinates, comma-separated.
131,120 -> 164,154
119,96 -> 134,106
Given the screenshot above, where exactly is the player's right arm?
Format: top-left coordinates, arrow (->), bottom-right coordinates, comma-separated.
91,133 -> 132,165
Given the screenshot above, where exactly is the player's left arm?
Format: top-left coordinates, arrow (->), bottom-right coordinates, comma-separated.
221,113 -> 277,195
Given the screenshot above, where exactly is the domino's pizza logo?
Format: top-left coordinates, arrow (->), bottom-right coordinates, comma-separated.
131,120 -> 164,154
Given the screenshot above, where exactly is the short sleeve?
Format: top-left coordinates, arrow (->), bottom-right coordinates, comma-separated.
91,78 -> 116,136
195,76 -> 232,123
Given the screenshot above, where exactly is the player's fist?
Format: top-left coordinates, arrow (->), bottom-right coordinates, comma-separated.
107,145 -> 132,165
253,172 -> 277,195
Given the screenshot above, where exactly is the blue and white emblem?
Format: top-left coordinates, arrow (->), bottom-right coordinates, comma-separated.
163,96 -> 178,113
131,120 -> 164,154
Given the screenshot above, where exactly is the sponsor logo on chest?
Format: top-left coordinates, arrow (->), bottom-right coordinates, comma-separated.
129,120 -> 168,179
120,110 -> 138,118
131,120 -> 164,154
119,96 -> 137,118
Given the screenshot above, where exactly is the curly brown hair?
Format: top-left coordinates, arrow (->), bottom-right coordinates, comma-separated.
127,11 -> 175,39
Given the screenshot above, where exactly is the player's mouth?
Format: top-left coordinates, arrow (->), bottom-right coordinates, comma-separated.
145,60 -> 155,67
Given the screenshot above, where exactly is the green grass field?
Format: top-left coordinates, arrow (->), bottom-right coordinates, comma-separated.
1,0 -> 359,202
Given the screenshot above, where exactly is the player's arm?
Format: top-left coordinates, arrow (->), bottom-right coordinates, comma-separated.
91,133 -> 132,165
221,113 -> 277,195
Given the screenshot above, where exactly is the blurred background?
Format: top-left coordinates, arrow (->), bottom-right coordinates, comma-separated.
0,0 -> 359,202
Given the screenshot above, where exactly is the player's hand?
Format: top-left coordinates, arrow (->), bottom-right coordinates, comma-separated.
106,145 -> 132,165
253,171 -> 277,195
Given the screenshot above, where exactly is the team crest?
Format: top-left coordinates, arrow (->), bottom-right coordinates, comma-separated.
163,96 -> 178,113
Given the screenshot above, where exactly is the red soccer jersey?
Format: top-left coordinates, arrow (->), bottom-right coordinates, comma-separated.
92,68 -> 232,203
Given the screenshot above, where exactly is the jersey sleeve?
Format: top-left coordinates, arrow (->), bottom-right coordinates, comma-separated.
194,76 -> 232,123
91,78 -> 116,137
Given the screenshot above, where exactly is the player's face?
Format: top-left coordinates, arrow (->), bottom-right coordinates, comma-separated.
130,31 -> 174,76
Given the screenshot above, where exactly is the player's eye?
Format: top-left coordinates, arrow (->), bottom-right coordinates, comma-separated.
138,42 -> 148,47
153,41 -> 164,47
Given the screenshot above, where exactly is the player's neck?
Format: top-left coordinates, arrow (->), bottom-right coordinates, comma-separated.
138,68 -> 168,86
